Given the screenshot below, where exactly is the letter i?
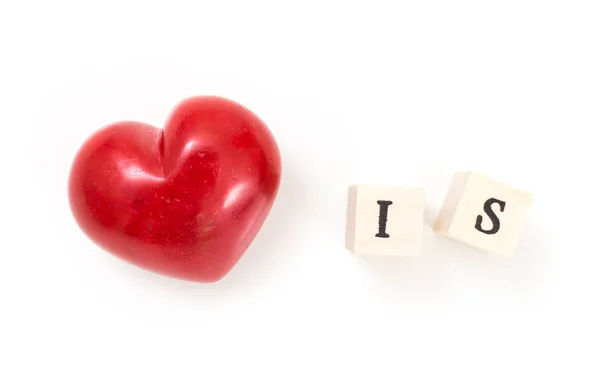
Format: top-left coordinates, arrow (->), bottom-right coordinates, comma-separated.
375,200 -> 393,238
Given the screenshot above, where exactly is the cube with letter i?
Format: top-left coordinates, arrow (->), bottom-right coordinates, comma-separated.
434,171 -> 533,257
346,185 -> 425,256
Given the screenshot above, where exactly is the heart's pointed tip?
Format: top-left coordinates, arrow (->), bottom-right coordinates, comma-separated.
163,268 -> 232,285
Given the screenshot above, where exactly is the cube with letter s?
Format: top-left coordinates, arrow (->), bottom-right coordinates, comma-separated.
434,171 -> 533,257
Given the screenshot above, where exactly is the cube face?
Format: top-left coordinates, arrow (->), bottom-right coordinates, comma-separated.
346,185 -> 424,256
434,172 -> 533,257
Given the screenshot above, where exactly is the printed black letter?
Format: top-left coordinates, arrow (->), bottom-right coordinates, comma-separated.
375,200 -> 393,238
475,198 -> 506,235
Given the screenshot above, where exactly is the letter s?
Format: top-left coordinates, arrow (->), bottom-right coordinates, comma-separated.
475,198 -> 506,235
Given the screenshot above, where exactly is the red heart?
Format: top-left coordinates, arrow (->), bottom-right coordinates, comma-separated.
68,96 -> 281,282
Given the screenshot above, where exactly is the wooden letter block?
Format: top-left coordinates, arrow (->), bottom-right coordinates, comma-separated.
434,171 -> 533,257
346,185 -> 424,256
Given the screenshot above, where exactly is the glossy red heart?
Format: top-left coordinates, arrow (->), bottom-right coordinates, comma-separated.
68,96 -> 281,282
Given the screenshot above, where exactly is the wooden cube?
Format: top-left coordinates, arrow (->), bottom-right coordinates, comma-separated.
434,171 -> 533,257
346,185 -> 425,256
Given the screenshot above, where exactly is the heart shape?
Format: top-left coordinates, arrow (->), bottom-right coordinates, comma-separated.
68,96 -> 282,282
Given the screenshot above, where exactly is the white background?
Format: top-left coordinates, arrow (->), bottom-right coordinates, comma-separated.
1,1 -> 599,374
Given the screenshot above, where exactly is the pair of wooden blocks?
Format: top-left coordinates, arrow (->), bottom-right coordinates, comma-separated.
346,171 -> 533,257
